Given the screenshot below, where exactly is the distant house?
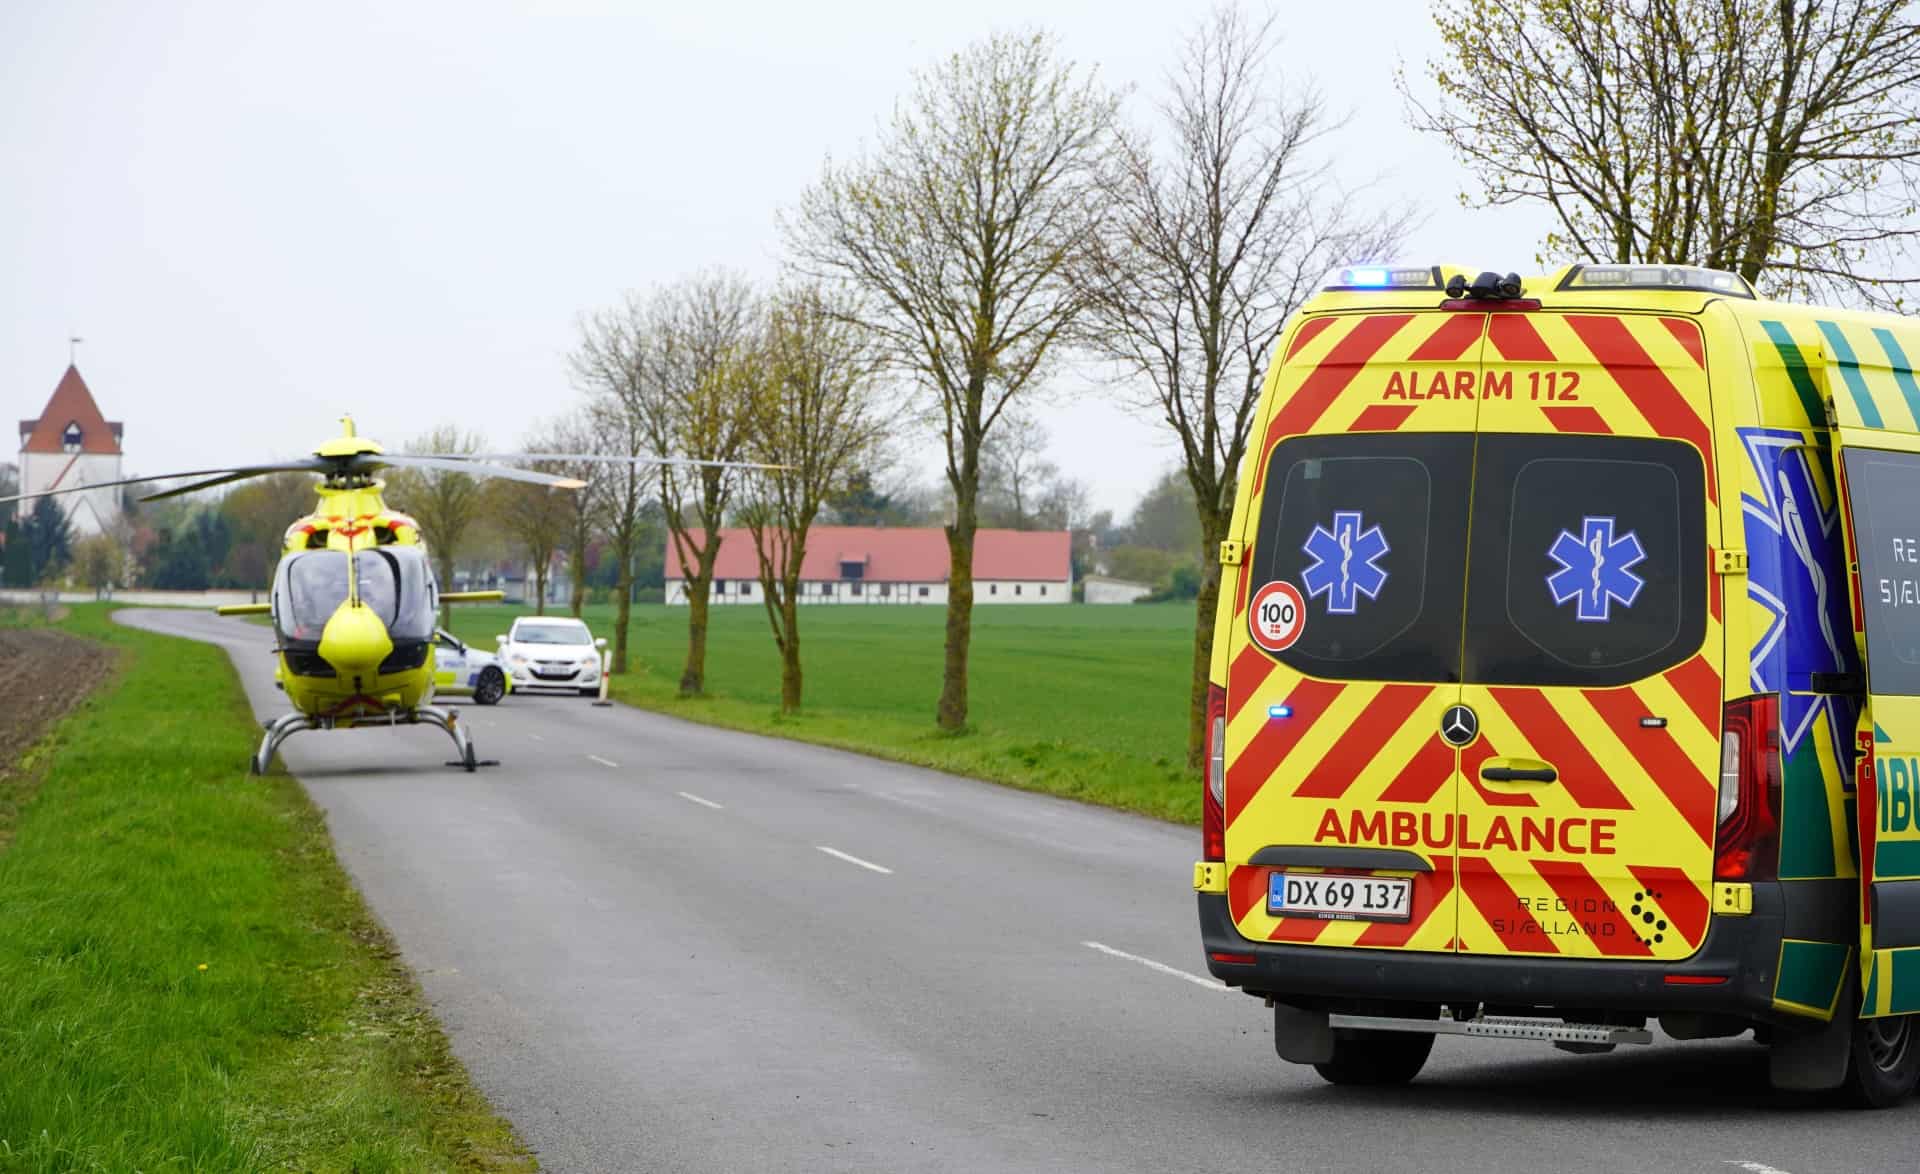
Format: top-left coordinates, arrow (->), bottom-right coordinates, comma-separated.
17,365 -> 124,536
664,526 -> 1072,605
1083,575 -> 1153,604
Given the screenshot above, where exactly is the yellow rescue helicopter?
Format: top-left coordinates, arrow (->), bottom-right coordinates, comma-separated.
2,417 -> 770,774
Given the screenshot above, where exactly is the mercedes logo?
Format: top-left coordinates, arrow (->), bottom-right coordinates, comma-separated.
1440,704 -> 1479,748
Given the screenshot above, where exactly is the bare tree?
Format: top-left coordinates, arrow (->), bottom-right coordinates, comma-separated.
1404,0 -> 1920,305
784,30 -> 1118,732
488,432 -> 573,615
743,285 -> 887,713
571,295 -> 661,674
546,407 -> 611,618
1079,6 -> 1409,767
979,411 -> 1053,530
383,424 -> 487,627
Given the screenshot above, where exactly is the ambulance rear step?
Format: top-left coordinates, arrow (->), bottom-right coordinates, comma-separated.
1330,1012 -> 1653,1047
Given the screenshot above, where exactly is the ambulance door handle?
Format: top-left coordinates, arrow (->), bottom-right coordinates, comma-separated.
1480,763 -> 1557,783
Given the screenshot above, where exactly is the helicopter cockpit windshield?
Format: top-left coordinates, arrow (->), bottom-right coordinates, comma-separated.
272,546 -> 438,654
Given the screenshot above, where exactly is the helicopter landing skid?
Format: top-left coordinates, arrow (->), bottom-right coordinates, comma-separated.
249,704 -> 482,775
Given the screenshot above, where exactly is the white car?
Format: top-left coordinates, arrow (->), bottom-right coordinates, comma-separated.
497,616 -> 607,696
431,629 -> 511,705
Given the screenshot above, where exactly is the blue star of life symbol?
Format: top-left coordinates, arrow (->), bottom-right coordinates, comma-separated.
1547,516 -> 1646,622
1301,510 -> 1389,614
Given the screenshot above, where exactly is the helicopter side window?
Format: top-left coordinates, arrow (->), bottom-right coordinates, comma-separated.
275,551 -> 350,647
357,547 -> 436,643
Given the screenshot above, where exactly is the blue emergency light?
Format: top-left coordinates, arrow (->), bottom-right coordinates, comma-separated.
1268,704 -> 1293,720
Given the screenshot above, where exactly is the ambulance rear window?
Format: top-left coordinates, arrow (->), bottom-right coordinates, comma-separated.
1845,449 -> 1920,695
1253,433 -> 1474,682
1463,435 -> 1707,687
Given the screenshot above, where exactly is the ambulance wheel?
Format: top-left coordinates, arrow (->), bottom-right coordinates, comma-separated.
1846,1014 -> 1920,1108
473,668 -> 506,706
1312,1030 -> 1435,1086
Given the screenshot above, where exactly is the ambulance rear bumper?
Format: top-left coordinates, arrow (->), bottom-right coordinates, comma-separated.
1197,886 -> 1785,1016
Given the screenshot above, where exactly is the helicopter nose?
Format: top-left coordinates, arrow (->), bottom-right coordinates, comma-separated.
317,598 -> 394,677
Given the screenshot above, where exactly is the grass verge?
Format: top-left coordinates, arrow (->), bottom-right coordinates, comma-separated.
0,604 -> 533,1172
446,601 -> 1201,825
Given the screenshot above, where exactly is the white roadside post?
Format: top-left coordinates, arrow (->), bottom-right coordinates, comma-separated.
593,643 -> 612,707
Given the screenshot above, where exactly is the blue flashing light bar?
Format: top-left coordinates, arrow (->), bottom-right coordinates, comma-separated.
1268,704 -> 1293,720
1322,264 -> 1443,292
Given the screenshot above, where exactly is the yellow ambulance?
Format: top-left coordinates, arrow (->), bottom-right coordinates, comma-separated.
1194,264 -> 1920,1106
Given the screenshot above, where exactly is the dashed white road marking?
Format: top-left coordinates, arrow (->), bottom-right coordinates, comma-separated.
588,754 -> 620,768
1725,1163 -> 1797,1174
528,733 -> 546,742
815,846 -> 893,875
1082,941 -> 1227,991
677,791 -> 723,810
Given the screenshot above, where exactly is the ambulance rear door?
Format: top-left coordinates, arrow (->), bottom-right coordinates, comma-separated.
1457,311 -> 1722,962
1221,310 -> 1484,955
1831,331 -> 1920,1016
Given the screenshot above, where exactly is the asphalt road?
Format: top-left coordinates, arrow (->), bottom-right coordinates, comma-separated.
122,608 -> 1916,1174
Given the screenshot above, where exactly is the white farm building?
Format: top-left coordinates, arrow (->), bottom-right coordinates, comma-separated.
665,525 -> 1072,605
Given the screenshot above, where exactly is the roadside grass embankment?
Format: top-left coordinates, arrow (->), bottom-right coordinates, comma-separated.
0,603 -> 532,1172
448,601 -> 1201,823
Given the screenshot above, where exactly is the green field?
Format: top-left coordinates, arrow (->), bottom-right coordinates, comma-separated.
448,601 -> 1203,822
0,605 -> 530,1172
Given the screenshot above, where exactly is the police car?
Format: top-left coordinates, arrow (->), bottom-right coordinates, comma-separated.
431,628 -> 510,705
1198,263 -> 1920,1105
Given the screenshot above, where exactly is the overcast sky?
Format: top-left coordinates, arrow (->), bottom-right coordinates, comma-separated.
2,1 -> 1553,518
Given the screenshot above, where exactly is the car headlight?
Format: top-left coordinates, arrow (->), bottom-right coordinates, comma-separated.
578,654 -> 598,666
509,653 -> 527,665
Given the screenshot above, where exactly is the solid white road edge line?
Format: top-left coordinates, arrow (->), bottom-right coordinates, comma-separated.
815,846 -> 893,875
1082,941 -> 1227,991
677,791 -> 723,810
588,754 -> 620,768
1725,1163 -> 1797,1174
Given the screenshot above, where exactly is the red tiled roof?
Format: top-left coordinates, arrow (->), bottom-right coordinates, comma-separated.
665,525 -> 1070,582
20,366 -> 122,455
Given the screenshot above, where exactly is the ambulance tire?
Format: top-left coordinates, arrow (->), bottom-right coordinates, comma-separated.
1312,1031 -> 1436,1086
1845,1014 -> 1920,1109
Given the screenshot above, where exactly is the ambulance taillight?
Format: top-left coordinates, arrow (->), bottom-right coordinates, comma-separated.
1203,683 -> 1227,862
1714,695 -> 1782,881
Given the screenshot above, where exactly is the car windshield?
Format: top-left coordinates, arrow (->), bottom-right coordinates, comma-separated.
515,621 -> 592,645
273,547 -> 438,648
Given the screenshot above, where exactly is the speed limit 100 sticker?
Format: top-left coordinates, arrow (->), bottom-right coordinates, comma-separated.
1248,580 -> 1307,653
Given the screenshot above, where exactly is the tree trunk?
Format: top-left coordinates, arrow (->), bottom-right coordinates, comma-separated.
614,563 -> 634,675
779,591 -> 802,714
1188,509 -> 1228,770
937,489 -> 977,732
680,572 -> 712,695
533,560 -> 548,617
569,537 -> 587,618
437,552 -> 456,630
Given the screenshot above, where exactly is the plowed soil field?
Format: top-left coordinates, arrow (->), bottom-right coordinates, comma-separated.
0,629 -> 116,777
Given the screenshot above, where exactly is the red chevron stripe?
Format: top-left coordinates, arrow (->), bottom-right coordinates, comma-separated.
1269,914 -> 1334,943
1252,314 -> 1413,492
1533,859 -> 1653,957
1487,688 -> 1632,809
1708,548 -> 1723,623
1488,313 -> 1554,361
1582,686 -> 1715,844
1285,315 -> 1337,361
1564,315 -> 1717,503
1224,678 -> 1346,829
1226,643 -> 1276,723
1355,855 -> 1454,948
1542,405 -> 1612,434
1628,865 -> 1710,946
1660,316 -> 1705,366
1229,865 -> 1267,923
1663,653 -> 1722,735
1293,685 -> 1435,799
1376,735 -> 1458,805
1350,404 -> 1416,432
1460,855 -> 1559,954
1408,312 -> 1485,361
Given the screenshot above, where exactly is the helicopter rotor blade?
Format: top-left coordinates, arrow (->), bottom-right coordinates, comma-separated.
0,460 -> 331,507
370,453 -> 588,489
139,461 -> 336,501
455,452 -> 790,472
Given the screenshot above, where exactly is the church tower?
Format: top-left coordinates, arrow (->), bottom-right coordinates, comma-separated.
17,365 -> 125,536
